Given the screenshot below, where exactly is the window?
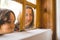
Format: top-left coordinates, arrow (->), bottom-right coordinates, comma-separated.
14,0 -> 55,30
0,0 -> 23,24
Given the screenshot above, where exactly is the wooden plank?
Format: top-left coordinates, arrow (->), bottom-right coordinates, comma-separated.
34,0 -> 41,28
26,1 -> 36,8
19,0 -> 26,31
15,0 -> 36,8
51,0 -> 56,40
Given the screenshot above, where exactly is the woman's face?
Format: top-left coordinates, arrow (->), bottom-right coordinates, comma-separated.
25,8 -> 33,27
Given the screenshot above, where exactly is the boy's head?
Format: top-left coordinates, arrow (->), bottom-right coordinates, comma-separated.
0,9 -> 15,25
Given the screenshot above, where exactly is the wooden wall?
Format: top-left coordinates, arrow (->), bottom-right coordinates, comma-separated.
41,0 -> 56,40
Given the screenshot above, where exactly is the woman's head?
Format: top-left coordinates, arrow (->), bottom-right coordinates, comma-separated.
25,6 -> 34,28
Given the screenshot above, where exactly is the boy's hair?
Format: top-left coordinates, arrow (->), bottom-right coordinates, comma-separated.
0,9 -> 15,25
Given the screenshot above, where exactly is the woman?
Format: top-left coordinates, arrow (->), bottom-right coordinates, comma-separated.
25,6 -> 34,29
15,6 -> 34,31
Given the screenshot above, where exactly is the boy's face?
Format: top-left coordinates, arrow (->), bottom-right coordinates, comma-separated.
25,8 -> 33,27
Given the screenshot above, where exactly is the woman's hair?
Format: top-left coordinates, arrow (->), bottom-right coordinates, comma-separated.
26,6 -> 34,28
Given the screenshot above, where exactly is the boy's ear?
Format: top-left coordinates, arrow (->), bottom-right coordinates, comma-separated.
10,12 -> 15,23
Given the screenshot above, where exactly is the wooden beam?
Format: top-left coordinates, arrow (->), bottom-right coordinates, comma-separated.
15,0 -> 36,8
51,0 -> 56,40
34,0 -> 41,28
26,1 -> 36,8
19,0 -> 26,31
15,0 -> 23,3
